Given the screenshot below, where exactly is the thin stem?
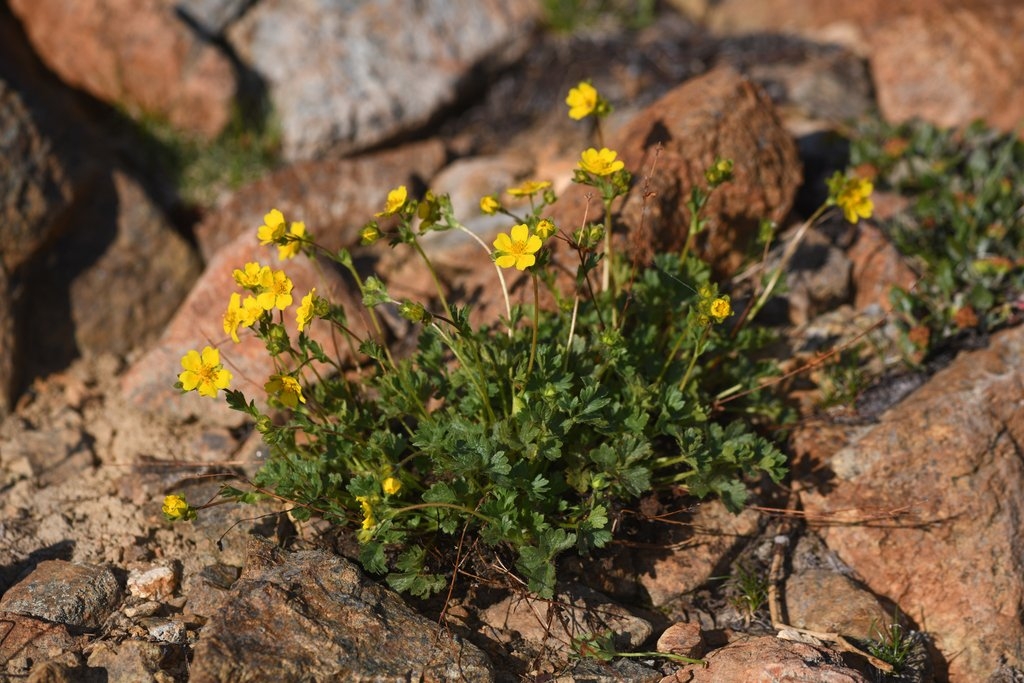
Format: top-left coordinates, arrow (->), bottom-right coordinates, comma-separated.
410,237 -> 454,322
679,192 -> 706,266
337,256 -> 396,369
527,273 -> 540,375
746,204 -> 827,325
431,322 -> 495,424
601,195 -> 614,299
454,223 -> 512,335
656,327 -> 690,386
678,325 -> 711,392
391,502 -> 496,526
564,294 -> 581,370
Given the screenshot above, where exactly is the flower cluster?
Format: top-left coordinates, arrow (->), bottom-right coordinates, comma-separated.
696,285 -> 733,325
258,209 -> 307,260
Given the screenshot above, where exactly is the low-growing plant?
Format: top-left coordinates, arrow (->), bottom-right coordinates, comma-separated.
541,0 -> 658,32
850,118 -> 1024,364
134,103 -> 281,207
866,611 -> 914,673
167,81 -> 873,600
725,563 -> 769,622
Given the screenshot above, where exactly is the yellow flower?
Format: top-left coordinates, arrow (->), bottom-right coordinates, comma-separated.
704,158 -> 734,187
162,494 -> 196,521
710,297 -> 732,323
296,288 -> 316,332
578,147 -> 625,177
223,292 -> 246,343
507,180 -> 551,197
360,222 -> 381,245
480,195 -> 500,215
493,223 -> 542,271
566,81 -> 598,120
376,185 -> 407,217
828,173 -> 874,224
355,496 -> 375,530
535,219 -> 557,239
838,180 -> 874,223
265,374 -> 305,408
258,209 -> 287,245
277,220 -> 306,260
178,346 -> 232,398
257,269 -> 294,311
233,262 -> 267,290
241,295 -> 264,327
382,477 -> 401,495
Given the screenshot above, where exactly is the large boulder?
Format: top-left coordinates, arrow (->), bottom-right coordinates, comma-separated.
189,536 -> 494,682
8,0 -> 237,140
227,0 -> 541,160
801,324 -> 1024,680
681,0 -> 1024,134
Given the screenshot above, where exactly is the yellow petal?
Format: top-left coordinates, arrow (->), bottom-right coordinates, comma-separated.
493,233 -> 513,252
264,209 -> 284,227
496,254 -> 517,269
179,370 -> 200,391
516,254 -> 536,270
180,350 -> 202,372
525,235 -> 542,253
510,223 -> 530,242
200,346 -> 220,367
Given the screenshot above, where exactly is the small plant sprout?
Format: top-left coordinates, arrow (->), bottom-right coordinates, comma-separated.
867,611 -> 914,672
726,563 -> 769,624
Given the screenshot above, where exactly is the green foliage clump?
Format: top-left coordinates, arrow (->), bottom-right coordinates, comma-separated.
850,118 -> 1024,362
169,81 -> 897,601
541,0 -> 657,31
134,104 -> 281,207
199,157 -> 789,599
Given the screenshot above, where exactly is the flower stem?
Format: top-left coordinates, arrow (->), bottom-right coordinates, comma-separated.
410,237 -> 454,322
678,325 -> 711,392
743,203 -> 827,327
564,294 -> 581,370
432,322 -> 495,424
528,273 -> 540,375
455,223 -> 512,336
601,195 -> 615,297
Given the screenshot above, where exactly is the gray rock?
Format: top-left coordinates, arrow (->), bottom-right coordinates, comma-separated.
189,535 -> 494,682
0,560 -> 122,630
0,79 -> 74,273
227,0 -> 541,160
